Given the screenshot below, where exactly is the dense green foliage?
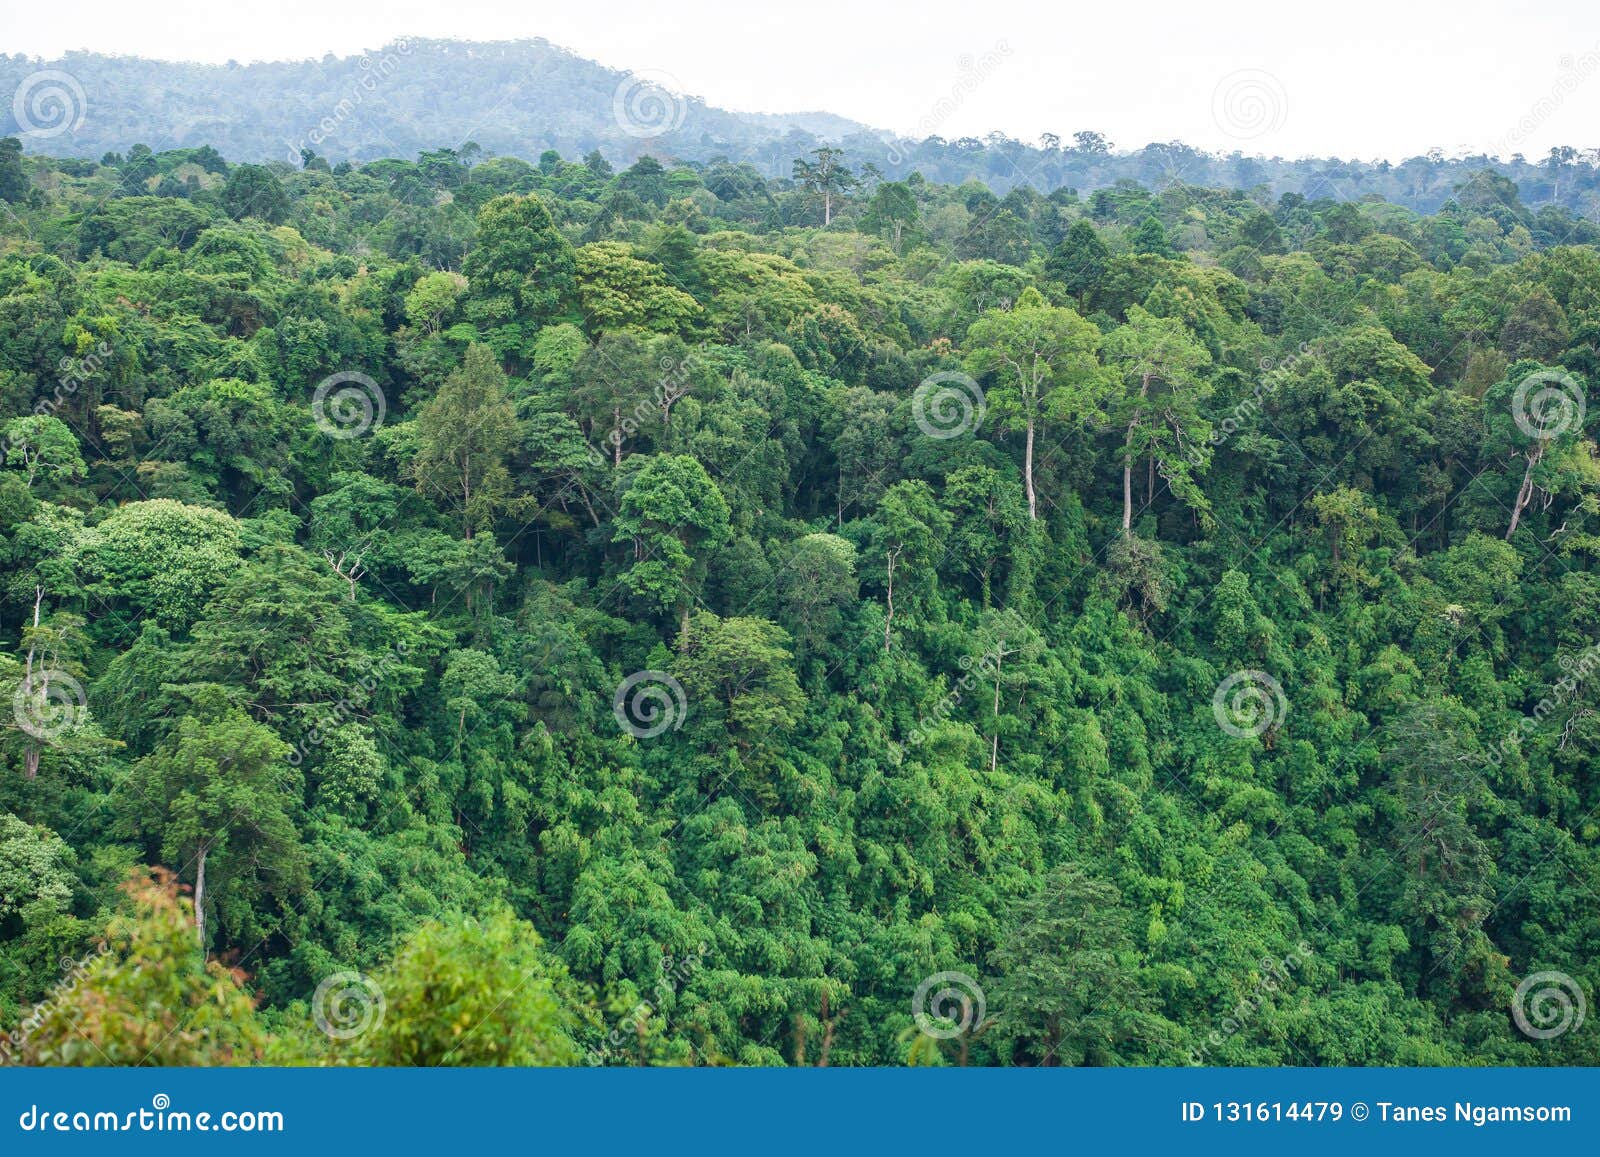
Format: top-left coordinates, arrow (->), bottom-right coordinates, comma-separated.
1,134 -> 1598,1067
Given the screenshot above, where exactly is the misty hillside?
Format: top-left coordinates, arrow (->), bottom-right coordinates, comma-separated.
0,38 -> 874,169
3,37 -> 1600,209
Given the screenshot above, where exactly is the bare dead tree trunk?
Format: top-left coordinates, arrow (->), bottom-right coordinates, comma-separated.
1122,373 -> 1153,534
194,843 -> 209,948
1024,418 -> 1037,521
1507,443 -> 1545,539
883,547 -> 900,653
1122,428 -> 1136,533
24,586 -> 42,779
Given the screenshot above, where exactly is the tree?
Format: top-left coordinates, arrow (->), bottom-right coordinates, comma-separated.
792,147 -> 857,227
612,455 -> 731,644
1129,215 -> 1172,257
861,480 -> 952,652
409,344 -> 520,545
988,865 -> 1165,1065
574,242 -> 701,336
74,500 -> 243,630
462,193 -> 576,356
1044,221 -> 1110,308
1,416 -> 85,493
1485,362 -> 1592,540
1103,305 -> 1213,533
118,696 -> 307,950
0,814 -> 74,921
862,181 -> 921,251
334,908 -> 586,1066
775,533 -> 858,658
677,612 -> 805,746
0,138 -> 26,204
1384,703 -> 1497,992
965,288 -> 1105,520
403,271 -> 467,335
10,871 -> 268,1065
220,163 -> 289,223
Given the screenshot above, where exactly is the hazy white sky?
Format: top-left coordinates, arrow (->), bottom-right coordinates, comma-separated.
6,0 -> 1598,159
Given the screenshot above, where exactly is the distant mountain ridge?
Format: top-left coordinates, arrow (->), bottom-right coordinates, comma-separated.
3,37 -> 1598,210
0,38 -> 878,169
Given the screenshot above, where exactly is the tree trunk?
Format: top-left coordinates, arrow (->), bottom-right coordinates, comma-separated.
1506,444 -> 1544,539
990,677 -> 1001,773
1023,418 -> 1037,520
23,591 -> 43,781
1122,373 -> 1152,534
194,843 -> 208,948
1122,430 -> 1136,533
883,548 -> 898,653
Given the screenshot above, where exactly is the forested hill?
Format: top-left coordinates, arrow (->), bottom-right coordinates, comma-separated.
0,136 -> 1598,1067
4,38 -> 1600,210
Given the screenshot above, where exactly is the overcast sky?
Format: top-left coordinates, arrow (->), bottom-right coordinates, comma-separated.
7,0 -> 1598,160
